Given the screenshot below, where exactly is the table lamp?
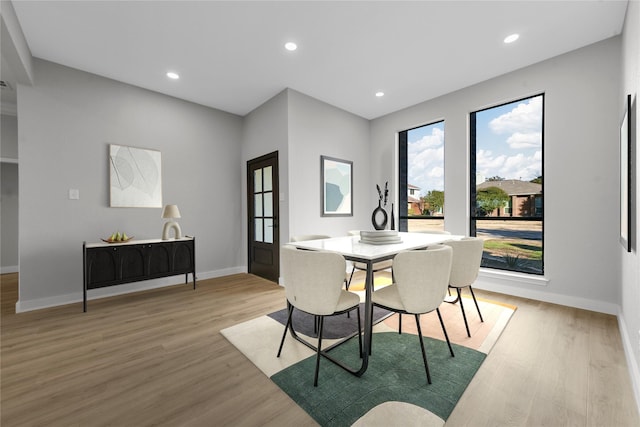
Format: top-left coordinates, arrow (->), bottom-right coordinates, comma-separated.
161,204 -> 182,240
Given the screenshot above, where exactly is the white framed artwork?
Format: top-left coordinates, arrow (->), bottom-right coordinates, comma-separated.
109,144 -> 162,208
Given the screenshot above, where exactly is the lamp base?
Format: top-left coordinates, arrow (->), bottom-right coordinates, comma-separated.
162,221 -> 182,240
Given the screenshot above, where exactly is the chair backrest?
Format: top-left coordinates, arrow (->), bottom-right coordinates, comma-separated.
289,234 -> 330,242
392,245 -> 453,314
443,237 -> 484,288
280,245 -> 347,315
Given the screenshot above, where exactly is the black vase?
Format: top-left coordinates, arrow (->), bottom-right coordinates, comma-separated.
390,203 -> 395,230
371,201 -> 388,230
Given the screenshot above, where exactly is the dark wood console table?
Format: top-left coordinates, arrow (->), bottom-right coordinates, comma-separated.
83,237 -> 196,312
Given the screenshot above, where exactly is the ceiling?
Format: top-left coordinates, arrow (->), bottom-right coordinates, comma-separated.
4,1 -> 629,119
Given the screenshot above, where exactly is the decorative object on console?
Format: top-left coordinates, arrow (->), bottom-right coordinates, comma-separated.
101,231 -> 133,243
161,204 -> 182,240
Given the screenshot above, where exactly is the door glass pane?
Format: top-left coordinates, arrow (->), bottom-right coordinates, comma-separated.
254,169 -> 262,193
264,219 -> 273,243
254,218 -> 263,242
263,166 -> 273,191
264,192 -> 273,217
254,194 -> 263,216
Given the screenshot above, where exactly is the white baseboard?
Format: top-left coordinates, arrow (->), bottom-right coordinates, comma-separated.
617,310 -> 640,417
1,265 -> 19,274
15,266 -> 246,313
475,272 -> 618,315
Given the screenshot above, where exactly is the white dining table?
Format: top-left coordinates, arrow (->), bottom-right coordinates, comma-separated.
290,231 -> 463,377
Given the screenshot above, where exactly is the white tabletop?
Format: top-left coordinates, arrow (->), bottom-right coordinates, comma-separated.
289,232 -> 462,262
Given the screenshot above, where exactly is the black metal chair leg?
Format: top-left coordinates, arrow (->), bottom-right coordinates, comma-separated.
277,304 -> 295,357
414,314 -> 431,384
398,313 -> 402,334
457,288 -> 471,338
469,286 -> 484,322
436,308 -> 455,357
346,266 -> 356,291
314,316 -> 324,387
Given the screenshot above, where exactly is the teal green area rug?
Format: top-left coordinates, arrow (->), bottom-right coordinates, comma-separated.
220,297 -> 515,426
271,332 -> 485,426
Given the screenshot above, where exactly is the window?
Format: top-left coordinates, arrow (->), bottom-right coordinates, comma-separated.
470,95 -> 544,275
399,121 -> 445,232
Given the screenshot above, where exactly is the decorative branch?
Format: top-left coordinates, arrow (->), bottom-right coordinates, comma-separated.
376,182 -> 390,207
383,182 -> 389,207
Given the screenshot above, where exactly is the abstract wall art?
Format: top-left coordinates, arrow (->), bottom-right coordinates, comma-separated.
321,155 -> 352,216
109,144 -> 162,208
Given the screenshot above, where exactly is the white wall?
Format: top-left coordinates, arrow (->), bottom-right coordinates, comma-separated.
620,0 -> 640,410
17,59 -> 244,311
371,37 -> 621,313
240,89 -> 372,280
1,162 -> 19,271
241,89 -> 290,266
287,89 -> 371,238
1,113 -> 18,159
1,113 -> 19,272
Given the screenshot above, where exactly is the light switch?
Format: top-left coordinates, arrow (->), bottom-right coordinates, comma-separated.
69,189 -> 80,200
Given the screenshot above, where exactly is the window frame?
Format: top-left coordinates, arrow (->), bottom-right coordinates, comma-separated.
398,120 -> 446,232
469,94 -> 545,275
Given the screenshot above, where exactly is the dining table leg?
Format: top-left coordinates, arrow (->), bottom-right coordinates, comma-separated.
353,260 -> 373,376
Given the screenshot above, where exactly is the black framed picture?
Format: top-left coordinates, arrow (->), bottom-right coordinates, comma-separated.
321,155 -> 353,217
620,94 -> 633,252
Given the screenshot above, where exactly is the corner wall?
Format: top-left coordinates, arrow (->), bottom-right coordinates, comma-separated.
287,89 -> 371,238
619,0 -> 640,412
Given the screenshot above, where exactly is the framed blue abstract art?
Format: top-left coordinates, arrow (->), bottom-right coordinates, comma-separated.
321,155 -> 352,217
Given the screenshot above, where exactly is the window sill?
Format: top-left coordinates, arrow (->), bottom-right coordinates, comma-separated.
478,268 -> 549,287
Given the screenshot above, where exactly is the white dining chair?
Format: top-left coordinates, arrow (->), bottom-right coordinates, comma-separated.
443,237 -> 485,337
371,245 -> 454,384
277,245 -> 362,386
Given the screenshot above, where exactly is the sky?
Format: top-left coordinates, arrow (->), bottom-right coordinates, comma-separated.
407,95 -> 542,198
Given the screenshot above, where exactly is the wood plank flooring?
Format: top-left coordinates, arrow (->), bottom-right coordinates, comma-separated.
1,272 -> 638,426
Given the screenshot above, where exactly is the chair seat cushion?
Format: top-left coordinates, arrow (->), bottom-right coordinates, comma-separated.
335,290 -> 361,312
371,284 -> 404,311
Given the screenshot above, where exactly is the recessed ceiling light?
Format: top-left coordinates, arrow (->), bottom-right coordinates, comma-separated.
504,34 -> 519,44
375,92 -> 385,97
284,42 -> 297,51
166,71 -> 180,80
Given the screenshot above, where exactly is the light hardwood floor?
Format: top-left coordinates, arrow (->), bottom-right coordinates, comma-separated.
1,272 -> 638,426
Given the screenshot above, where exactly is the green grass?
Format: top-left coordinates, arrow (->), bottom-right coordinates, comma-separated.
483,239 -> 542,261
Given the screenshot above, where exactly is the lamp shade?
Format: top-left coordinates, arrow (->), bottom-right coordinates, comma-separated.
161,204 -> 181,219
